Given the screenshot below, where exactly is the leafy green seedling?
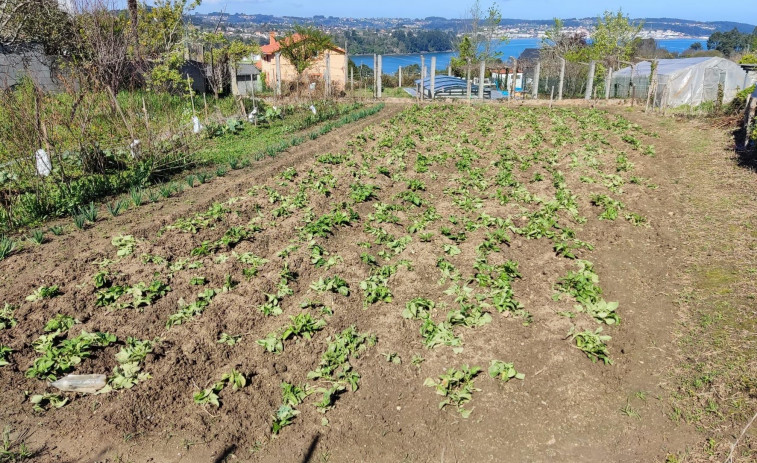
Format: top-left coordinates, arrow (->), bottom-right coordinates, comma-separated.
488,360 -> 525,383
30,393 -> 68,412
571,327 -> 612,364
0,303 -> 17,330
26,285 -> 60,302
112,235 -> 137,257
257,332 -> 283,353
271,405 -> 300,435
217,333 -> 242,346
424,365 -> 481,418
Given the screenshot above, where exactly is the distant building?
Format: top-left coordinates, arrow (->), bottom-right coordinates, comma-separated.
259,32 -> 347,91
230,62 -> 261,96
0,43 -> 60,91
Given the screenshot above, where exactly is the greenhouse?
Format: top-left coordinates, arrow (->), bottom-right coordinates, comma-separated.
611,57 -> 749,107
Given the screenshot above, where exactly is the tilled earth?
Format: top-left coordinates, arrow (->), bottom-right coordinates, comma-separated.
0,102 -> 728,462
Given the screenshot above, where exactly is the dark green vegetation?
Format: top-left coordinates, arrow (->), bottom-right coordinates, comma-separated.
0,94 -> 381,236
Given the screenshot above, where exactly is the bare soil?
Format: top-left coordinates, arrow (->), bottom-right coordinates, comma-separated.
0,102 -> 753,463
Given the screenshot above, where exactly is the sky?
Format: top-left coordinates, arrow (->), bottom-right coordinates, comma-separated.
194,0 -> 757,24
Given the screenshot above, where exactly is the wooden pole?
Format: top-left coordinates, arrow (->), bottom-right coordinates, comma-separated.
373,54 -> 377,98
550,85 -> 554,109
558,57 -> 565,100
466,58 -> 471,102
645,60 -> 658,112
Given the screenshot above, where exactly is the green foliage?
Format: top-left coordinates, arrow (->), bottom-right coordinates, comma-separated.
281,382 -> 310,406
112,235 -> 137,257
424,365 -> 481,418
26,330 -> 116,381
0,345 -> 11,367
281,313 -> 327,340
488,360 -> 525,382
25,285 -> 60,302
403,298 -> 435,320
0,236 -> 16,261
271,405 -> 300,435
310,275 -> 350,296
571,327 -> 613,364
579,299 -> 621,325
0,304 -> 17,330
555,260 -> 603,305
30,393 -> 68,412
166,289 -> 217,328
308,327 -> 376,385
29,229 -> 45,245
350,183 -> 380,203
217,333 -> 242,346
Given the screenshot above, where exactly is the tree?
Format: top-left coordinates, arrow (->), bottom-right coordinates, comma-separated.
127,0 -> 139,59
589,10 -> 642,69
541,18 -> 589,61
707,28 -> 749,57
278,24 -> 336,91
0,0 -> 78,55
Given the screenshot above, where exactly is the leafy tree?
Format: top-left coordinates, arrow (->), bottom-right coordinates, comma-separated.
707,28 -> 749,57
588,10 -> 642,69
541,18 -> 589,62
278,24 -> 336,91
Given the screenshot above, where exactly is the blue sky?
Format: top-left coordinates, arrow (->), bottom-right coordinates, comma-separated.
194,0 -> 756,23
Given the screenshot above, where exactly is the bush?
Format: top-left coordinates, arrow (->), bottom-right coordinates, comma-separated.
739,54 -> 757,65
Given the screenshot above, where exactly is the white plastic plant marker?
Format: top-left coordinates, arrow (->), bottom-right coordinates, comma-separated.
309,105 -> 317,115
192,116 -> 202,134
50,374 -> 107,393
35,149 -> 52,177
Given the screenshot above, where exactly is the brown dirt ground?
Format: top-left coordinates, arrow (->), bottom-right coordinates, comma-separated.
0,101 -> 753,463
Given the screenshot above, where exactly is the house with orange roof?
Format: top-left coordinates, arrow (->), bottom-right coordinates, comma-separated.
259,32 -> 347,92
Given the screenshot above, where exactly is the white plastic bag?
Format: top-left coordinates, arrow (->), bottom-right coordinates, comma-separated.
35,149 -> 52,177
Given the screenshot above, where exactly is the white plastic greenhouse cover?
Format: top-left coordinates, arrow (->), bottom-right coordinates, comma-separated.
612,57 -> 748,107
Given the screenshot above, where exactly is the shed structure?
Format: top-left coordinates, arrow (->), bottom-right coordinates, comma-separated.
230,62 -> 261,96
611,57 -> 748,107
0,43 -> 59,91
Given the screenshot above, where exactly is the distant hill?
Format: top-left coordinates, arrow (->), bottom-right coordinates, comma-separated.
191,13 -> 755,37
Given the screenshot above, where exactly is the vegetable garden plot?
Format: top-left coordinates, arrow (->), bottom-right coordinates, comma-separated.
0,104 -> 670,461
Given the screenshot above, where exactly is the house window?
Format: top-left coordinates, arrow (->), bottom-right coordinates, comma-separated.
237,74 -> 252,82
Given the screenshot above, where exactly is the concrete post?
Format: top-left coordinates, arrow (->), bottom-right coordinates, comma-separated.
532,60 -> 540,99
377,55 -> 382,98
448,65 -> 452,76
605,67 -> 613,99
478,61 -> 485,100
558,57 -> 565,100
324,52 -> 331,97
344,41 -> 348,93
510,59 -> 517,101
466,58 -> 472,101
399,66 -> 402,87
584,60 -> 595,100
420,54 -> 425,100
275,52 -> 282,97
430,56 -> 436,100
